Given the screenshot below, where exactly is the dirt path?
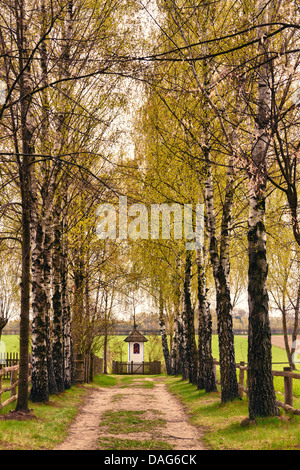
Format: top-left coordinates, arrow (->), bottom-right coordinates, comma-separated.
55,377 -> 205,451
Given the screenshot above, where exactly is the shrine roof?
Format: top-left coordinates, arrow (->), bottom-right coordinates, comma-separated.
124,328 -> 148,343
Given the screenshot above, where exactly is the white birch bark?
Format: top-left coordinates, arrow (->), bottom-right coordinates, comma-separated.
247,0 -> 278,420
204,157 -> 240,402
159,290 -> 172,375
170,2 -> 239,400
171,259 -> 183,375
170,312 -> 180,375
196,245 -> 217,392
51,0 -> 75,390
20,0 -> 51,403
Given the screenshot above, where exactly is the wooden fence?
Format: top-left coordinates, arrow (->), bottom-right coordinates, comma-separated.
0,364 -> 31,412
112,361 -> 161,375
214,359 -> 300,415
0,352 -> 20,379
0,353 -> 103,412
75,354 -> 103,384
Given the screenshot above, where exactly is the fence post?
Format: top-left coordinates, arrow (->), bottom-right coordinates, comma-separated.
11,368 -> 18,398
75,354 -> 85,384
85,354 -> 90,383
239,361 -> 245,398
89,354 -> 93,382
284,367 -> 293,407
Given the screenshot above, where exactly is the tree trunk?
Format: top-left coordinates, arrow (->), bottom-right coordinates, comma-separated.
196,248 -> 217,393
73,254 -> 85,353
204,158 -> 240,402
248,179 -> 278,418
159,291 -> 172,375
247,3 -> 278,419
0,319 -> 8,340
61,207 -> 75,388
170,313 -> 180,375
15,0 -> 40,409
183,252 -> 198,384
52,197 -> 65,393
177,310 -> 185,377
15,156 -> 32,413
215,262 -> 239,402
103,325 -> 108,375
170,259 -> 182,375
43,193 -> 58,396
29,155 -> 50,403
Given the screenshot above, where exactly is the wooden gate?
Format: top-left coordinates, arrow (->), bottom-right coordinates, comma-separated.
75,353 -> 103,384
112,361 -> 161,375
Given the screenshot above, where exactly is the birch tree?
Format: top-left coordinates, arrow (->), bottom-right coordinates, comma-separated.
196,244 -> 217,392
159,289 -> 172,376
13,0 -> 41,411
0,0 -> 37,411
149,0 -> 241,401
247,0 -> 278,420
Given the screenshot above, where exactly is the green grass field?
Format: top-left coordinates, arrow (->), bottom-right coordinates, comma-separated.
1,333 -> 294,373
1,335 -> 20,355
107,333 -> 292,368
2,333 -> 299,403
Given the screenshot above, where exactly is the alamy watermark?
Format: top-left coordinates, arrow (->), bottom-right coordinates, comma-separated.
96,196 -> 204,250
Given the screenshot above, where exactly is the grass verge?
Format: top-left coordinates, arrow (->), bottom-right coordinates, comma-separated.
0,384 -> 91,450
166,376 -> 300,450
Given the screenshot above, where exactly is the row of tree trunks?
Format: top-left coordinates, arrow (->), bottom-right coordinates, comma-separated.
15,0 -> 76,407
160,250 -> 216,394
152,0 -> 279,419
29,141 -> 75,401
30,0 -> 75,403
